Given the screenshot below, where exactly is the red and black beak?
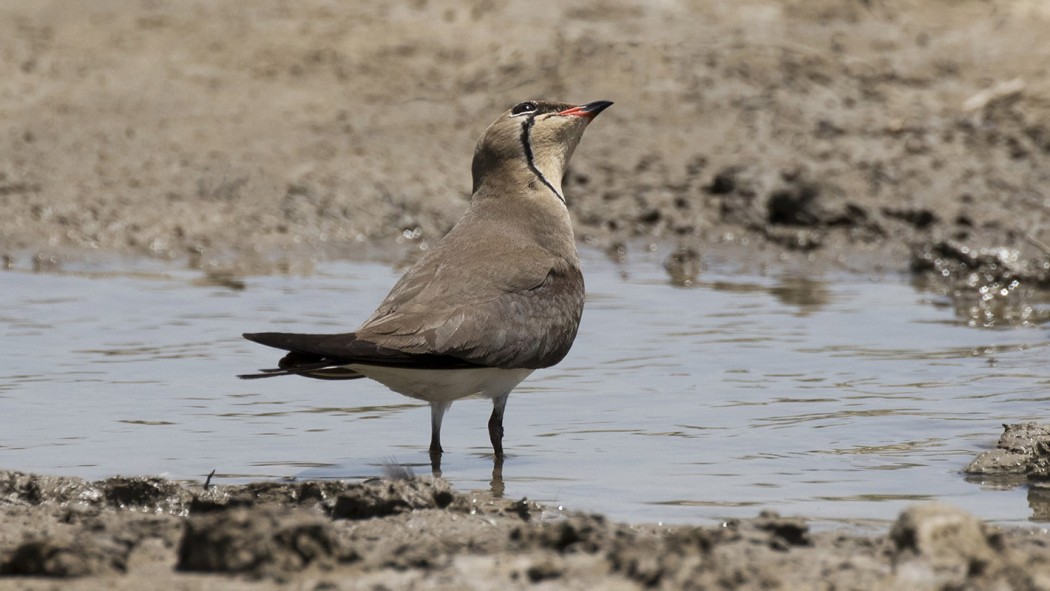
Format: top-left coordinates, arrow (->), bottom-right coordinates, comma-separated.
558,100 -> 614,119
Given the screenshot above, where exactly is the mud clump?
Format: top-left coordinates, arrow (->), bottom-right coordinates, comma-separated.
102,476 -> 186,511
752,510 -> 811,550
0,471 -> 100,506
330,478 -> 459,520
890,504 -> 1001,567
510,514 -> 613,554
606,512 -> 860,589
0,512 -> 179,578
0,471 -> 192,512
964,423 -> 1050,521
189,480 -> 357,514
1,534 -> 131,577
177,507 -> 353,577
889,504 -> 1022,588
965,423 -> 1050,478
911,241 -> 1050,290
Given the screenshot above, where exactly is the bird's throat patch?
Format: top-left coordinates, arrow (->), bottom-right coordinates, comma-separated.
520,119 -> 565,203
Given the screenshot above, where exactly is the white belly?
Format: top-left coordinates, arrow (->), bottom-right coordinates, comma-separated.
347,365 -> 534,403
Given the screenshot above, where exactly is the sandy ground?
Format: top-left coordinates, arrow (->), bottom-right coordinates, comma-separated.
2,0 -> 1050,588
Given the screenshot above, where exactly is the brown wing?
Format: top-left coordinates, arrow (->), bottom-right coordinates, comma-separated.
357,263 -> 583,369
354,204 -> 585,369
238,331 -> 483,380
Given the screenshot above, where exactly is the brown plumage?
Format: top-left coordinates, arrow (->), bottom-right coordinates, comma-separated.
241,99 -> 612,460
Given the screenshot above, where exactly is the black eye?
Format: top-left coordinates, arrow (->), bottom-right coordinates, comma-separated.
511,101 -> 538,116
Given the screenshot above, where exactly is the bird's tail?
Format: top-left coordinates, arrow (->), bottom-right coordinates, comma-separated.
237,365 -> 366,381
238,338 -> 366,381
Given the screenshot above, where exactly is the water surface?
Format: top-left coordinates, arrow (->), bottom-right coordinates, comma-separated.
2,249 -> 1048,527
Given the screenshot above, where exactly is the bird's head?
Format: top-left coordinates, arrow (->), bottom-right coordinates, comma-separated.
471,99 -> 613,201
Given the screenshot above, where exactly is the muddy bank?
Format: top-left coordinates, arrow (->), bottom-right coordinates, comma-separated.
1,1 -> 1048,299
1,469 -> 1049,590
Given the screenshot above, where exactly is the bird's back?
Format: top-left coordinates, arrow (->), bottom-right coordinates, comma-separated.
356,188 -> 584,369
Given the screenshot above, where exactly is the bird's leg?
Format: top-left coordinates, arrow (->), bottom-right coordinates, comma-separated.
488,393 -> 510,459
429,401 -> 452,456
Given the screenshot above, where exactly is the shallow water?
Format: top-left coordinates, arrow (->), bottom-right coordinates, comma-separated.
2,249 -> 1048,528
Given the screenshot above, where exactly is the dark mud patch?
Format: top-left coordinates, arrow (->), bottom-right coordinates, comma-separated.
177,507 -> 353,578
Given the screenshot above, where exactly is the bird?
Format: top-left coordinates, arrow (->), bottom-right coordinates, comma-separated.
240,99 -> 612,463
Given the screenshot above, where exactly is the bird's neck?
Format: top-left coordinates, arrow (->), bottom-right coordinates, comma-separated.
468,172 -> 577,263
527,146 -> 570,202
474,159 -> 566,205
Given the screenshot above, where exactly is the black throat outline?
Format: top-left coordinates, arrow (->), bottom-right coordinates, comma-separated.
520,118 -> 565,203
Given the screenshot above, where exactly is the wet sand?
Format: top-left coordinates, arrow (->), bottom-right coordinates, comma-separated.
2,468 -> 1050,590
2,0 -> 1050,588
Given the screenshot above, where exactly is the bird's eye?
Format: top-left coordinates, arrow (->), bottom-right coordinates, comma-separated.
511,102 -> 538,116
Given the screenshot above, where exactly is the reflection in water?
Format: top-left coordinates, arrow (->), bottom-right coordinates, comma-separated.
663,246 -> 702,287
1,249 -> 1048,527
490,457 -> 505,498
430,451 -> 505,499
1029,487 -> 1050,522
430,451 -> 442,479
911,274 -> 1050,328
704,277 -> 831,317
769,276 -> 832,315
964,473 -> 1029,492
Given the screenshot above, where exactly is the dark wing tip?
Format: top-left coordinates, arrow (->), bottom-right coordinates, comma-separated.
237,368 -> 290,379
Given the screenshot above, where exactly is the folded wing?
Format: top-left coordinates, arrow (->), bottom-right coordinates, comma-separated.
238,332 -> 481,380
